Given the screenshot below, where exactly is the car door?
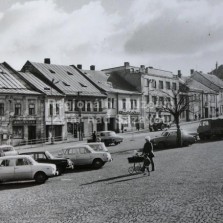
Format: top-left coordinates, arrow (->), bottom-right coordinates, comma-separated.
167,131 -> 177,146
75,147 -> 92,165
14,157 -> 33,180
65,148 -> 77,163
0,158 -> 15,182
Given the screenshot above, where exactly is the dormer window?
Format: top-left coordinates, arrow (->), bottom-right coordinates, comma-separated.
62,81 -> 70,86
79,82 -> 87,87
49,69 -> 55,74
67,71 -> 73,75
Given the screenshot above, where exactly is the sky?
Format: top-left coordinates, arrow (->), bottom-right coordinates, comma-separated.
0,0 -> 223,75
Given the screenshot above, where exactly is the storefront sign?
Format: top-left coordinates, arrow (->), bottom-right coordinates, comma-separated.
13,120 -> 36,125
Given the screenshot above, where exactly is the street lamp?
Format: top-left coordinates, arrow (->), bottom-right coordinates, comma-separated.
77,91 -> 83,141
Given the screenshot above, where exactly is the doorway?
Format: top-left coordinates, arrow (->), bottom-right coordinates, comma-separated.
28,126 -> 36,143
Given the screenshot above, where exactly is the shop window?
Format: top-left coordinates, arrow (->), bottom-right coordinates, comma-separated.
0,103 -> 4,116
29,103 -> 35,115
13,126 -> 24,138
122,99 -> 126,110
15,103 -> 21,115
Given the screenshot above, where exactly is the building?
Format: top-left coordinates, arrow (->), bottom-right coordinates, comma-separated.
18,70 -> 65,142
80,65 -> 141,132
21,59 -> 107,139
102,62 -> 179,129
0,62 -> 44,146
191,70 -> 223,117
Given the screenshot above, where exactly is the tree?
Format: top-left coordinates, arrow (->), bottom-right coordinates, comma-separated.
155,78 -> 200,147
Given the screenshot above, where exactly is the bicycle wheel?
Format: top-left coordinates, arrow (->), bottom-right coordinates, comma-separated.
128,166 -> 134,174
135,163 -> 142,173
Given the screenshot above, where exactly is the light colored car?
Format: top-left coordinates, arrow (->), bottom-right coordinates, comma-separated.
84,142 -> 112,161
147,129 -> 196,149
97,131 -> 123,146
0,155 -> 57,184
58,145 -> 112,169
0,145 -> 18,157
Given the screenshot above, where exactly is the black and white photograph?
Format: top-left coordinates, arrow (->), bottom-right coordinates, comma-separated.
0,0 -> 223,222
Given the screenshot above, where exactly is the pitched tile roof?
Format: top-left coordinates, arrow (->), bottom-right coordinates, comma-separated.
0,63 -> 40,95
27,62 -> 106,97
82,69 -> 141,95
182,77 -> 216,94
199,72 -> 223,88
19,71 -> 62,96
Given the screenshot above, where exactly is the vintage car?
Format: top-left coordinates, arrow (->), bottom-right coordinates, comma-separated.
58,145 -> 111,169
148,129 -> 196,149
151,118 -> 170,131
0,155 -> 56,184
19,151 -> 73,175
97,131 -> 123,146
0,145 -> 18,157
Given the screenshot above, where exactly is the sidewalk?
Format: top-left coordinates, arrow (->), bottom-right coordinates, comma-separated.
15,119 -> 199,153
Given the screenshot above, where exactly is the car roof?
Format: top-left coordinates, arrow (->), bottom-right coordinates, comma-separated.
63,144 -> 93,150
0,145 -> 14,148
85,142 -> 104,145
0,155 -> 32,159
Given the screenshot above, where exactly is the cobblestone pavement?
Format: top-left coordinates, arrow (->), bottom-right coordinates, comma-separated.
1,134 -> 223,222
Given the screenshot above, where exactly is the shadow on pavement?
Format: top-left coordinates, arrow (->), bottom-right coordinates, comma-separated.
80,173 -> 142,186
107,175 -> 148,184
0,181 -> 38,191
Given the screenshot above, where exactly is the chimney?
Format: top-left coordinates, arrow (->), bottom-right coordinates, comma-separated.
90,65 -> 95,70
77,64 -> 82,69
190,69 -> 194,75
177,70 -> 182,78
44,58 -> 51,64
124,62 -> 130,67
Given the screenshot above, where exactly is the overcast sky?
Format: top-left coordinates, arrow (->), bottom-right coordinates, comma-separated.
0,0 -> 223,75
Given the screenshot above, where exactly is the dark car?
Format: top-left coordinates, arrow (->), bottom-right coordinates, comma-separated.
97,131 -> 123,146
148,129 -> 196,149
151,118 -> 170,131
19,151 -> 73,175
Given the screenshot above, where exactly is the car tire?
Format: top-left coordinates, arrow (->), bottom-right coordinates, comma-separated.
114,142 -> 119,145
105,141 -> 110,147
157,142 -> 165,149
92,159 -> 104,169
34,172 -> 47,184
57,166 -> 65,176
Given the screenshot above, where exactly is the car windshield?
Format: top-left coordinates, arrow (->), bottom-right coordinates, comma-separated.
45,151 -> 54,159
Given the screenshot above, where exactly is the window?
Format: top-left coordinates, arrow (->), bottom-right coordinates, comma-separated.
122,99 -> 126,110
67,100 -> 73,111
172,82 -> 177,90
166,82 -> 170,90
159,81 -> 164,89
29,104 -> 35,115
79,82 -> 87,87
56,103 -> 60,115
152,80 -> 156,88
49,103 -> 53,116
111,98 -> 115,109
159,97 -> 164,105
86,101 -> 91,111
15,103 -> 21,115
49,69 -> 55,74
146,96 -> 150,104
62,81 -> 70,86
130,99 -> 134,109
67,71 -> 73,75
93,101 -> 98,112
16,158 -> 31,166
134,99 -> 137,109
0,103 -> 4,116
108,98 -> 111,109
13,126 -> 23,138
99,100 -> 102,112
152,96 -> 157,105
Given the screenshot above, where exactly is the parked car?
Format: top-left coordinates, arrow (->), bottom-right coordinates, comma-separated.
0,145 -> 18,157
19,151 -> 74,175
83,142 -> 112,161
58,145 -> 112,169
97,131 -> 123,146
0,155 -> 57,184
151,118 -> 170,131
148,129 -> 196,149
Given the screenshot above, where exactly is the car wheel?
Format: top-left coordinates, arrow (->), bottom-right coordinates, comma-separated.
114,142 -> 119,145
34,172 -> 47,184
57,166 -> 65,176
105,141 -> 110,147
157,142 -> 165,149
92,159 -> 104,169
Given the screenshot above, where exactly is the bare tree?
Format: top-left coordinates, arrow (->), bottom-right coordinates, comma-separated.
156,78 -> 200,147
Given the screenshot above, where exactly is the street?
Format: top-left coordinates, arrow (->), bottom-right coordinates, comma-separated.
1,123 -> 223,223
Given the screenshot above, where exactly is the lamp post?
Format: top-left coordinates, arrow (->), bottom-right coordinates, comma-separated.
77,91 -> 83,141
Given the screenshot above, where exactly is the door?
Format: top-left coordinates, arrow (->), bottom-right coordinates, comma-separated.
75,147 -> 91,165
0,158 -> 15,182
28,126 -> 36,143
54,125 -> 62,141
14,158 -> 32,180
